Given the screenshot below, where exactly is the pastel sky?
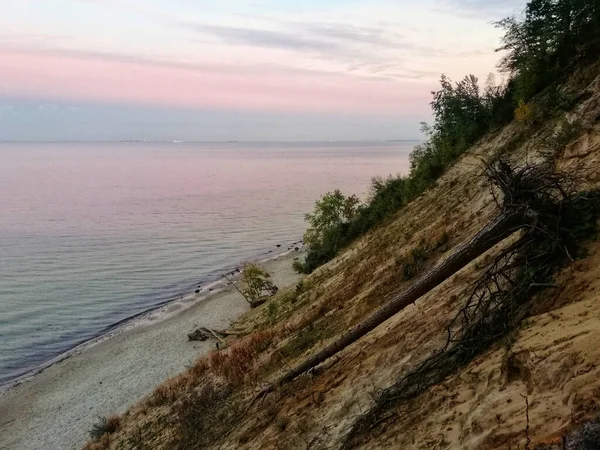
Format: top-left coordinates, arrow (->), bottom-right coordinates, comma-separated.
0,0 -> 525,141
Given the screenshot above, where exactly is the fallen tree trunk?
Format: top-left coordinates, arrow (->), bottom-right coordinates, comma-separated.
253,205 -> 531,400
188,326 -> 249,342
212,328 -> 249,336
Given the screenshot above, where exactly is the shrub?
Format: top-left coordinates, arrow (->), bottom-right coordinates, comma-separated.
292,259 -> 308,274
241,263 -> 278,302
297,0 -> 600,274
172,381 -> 238,449
515,99 -> 533,124
89,415 -> 122,441
303,190 -> 360,250
267,301 -> 278,320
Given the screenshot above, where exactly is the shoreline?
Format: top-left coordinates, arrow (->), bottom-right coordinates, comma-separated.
0,241 -> 303,391
0,249 -> 304,450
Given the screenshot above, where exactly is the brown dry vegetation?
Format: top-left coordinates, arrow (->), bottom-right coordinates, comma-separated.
84,66 -> 600,450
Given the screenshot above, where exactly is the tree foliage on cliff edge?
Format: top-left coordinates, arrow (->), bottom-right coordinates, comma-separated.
296,0 -> 600,274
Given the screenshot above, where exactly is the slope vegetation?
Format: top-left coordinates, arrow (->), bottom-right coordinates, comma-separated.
82,62 -> 600,450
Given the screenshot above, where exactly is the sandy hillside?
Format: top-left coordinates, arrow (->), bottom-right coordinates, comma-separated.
79,68 -> 600,450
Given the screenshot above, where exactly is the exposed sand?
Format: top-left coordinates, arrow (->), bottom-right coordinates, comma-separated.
0,251 -> 303,450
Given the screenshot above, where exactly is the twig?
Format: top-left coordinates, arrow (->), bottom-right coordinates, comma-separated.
522,394 -> 531,450
223,274 -> 251,304
201,327 -> 224,343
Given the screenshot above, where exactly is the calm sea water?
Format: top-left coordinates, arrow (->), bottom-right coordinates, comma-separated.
0,141 -> 412,385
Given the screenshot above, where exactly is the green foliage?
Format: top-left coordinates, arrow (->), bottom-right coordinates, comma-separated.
496,0 -> 600,103
292,259 -> 308,274
303,190 -> 360,249
298,73 -> 496,273
295,0 -> 599,274
267,301 -> 278,320
172,382 -> 238,449
400,246 -> 429,281
279,321 -> 334,359
296,190 -> 361,273
241,263 -> 278,302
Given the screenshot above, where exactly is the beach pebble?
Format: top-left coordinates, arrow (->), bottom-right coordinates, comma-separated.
195,289 -> 200,294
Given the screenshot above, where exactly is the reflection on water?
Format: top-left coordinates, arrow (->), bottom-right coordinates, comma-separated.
0,141 -> 413,384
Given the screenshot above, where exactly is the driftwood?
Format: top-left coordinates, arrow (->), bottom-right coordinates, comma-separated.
212,328 -> 249,336
187,329 -> 211,341
188,327 -> 249,342
252,209 -> 529,402
252,161 -> 572,403
249,297 -> 269,308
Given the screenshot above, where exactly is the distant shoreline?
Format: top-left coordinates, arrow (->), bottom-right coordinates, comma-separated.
0,139 -> 422,144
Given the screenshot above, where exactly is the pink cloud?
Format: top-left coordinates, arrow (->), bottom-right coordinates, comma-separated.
0,48 -> 433,115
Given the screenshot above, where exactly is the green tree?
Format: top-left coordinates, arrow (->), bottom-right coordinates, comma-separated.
303,190 -> 360,251
294,190 -> 360,273
297,0 -> 600,274
241,263 -> 278,303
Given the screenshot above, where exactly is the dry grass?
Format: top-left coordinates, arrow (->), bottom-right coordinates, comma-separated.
80,76 -> 600,448
84,415 -> 122,450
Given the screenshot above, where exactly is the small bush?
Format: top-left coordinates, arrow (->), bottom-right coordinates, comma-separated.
276,417 -> 290,432
241,263 -> 278,301
172,381 -> 239,449
279,321 -> 333,359
188,358 -> 210,380
515,99 -> 534,124
206,329 -> 276,384
400,246 -> 430,280
148,382 -> 179,406
89,415 -> 122,441
292,259 -> 309,274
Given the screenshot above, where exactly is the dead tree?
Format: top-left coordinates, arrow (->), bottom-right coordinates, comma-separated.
252,162 -> 576,401
342,163 -> 600,447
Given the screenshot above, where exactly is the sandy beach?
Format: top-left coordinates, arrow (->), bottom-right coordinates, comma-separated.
0,252 -> 303,450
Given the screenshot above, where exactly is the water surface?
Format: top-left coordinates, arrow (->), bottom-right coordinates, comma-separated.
0,141 -> 412,384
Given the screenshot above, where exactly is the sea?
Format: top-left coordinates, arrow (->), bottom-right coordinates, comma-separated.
0,141 -> 413,385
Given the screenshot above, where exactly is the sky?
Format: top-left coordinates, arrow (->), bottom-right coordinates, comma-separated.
0,0 -> 525,141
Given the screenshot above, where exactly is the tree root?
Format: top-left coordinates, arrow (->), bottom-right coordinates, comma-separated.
341,163 -> 600,447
